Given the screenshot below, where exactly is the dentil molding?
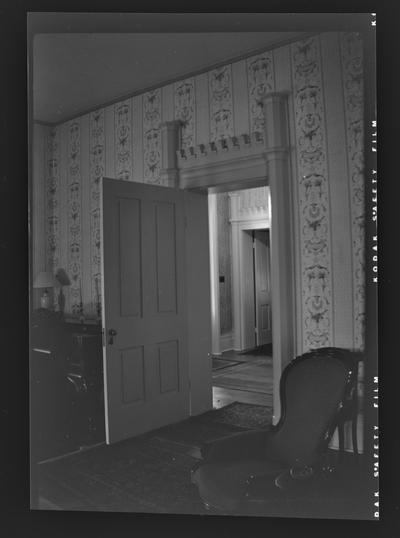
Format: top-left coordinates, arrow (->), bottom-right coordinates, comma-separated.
176,132 -> 268,191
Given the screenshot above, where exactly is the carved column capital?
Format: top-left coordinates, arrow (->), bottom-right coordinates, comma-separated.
160,120 -> 182,132
259,90 -> 291,107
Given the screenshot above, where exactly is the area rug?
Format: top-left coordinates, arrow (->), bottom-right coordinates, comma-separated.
153,402 -> 273,448
37,402 -> 272,514
37,401 -> 370,518
212,356 -> 243,371
199,401 -> 272,430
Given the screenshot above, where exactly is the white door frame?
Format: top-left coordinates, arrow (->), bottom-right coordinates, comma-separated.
229,211 -> 270,352
208,192 -> 270,355
176,92 -> 295,424
208,193 -> 222,356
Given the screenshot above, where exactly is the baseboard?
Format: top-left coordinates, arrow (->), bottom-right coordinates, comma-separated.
37,497 -> 63,510
220,332 -> 234,353
37,441 -> 106,465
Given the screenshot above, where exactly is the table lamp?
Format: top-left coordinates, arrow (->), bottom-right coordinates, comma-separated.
33,271 -> 57,309
55,268 -> 71,315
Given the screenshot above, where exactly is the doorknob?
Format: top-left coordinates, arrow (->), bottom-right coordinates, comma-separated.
108,328 -> 117,345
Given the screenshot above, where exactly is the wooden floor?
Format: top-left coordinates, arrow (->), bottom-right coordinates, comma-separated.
212,349 -> 273,409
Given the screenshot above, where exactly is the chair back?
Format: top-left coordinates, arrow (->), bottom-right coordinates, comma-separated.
267,347 -> 358,467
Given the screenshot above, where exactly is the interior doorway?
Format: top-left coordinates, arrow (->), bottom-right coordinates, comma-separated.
208,187 -> 273,411
241,228 -> 272,351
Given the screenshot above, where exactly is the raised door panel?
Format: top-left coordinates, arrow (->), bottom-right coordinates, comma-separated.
118,198 -> 142,318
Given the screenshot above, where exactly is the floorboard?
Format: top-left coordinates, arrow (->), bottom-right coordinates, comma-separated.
212,349 -> 273,408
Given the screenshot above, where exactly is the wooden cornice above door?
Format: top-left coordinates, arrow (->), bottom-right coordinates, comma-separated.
177,132 -> 268,192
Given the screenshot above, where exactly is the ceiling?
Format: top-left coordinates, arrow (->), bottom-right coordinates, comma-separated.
30,12 -> 364,124
29,13 -> 323,124
33,31 -> 306,124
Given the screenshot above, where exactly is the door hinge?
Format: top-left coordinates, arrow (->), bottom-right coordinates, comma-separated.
101,328 -> 106,347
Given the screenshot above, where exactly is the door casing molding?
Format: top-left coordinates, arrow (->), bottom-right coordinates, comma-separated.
229,196 -> 270,352
170,92 -> 295,424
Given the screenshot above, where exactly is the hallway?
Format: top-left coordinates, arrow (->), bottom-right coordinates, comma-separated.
212,347 -> 273,410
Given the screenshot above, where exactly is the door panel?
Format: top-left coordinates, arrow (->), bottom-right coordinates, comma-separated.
120,346 -> 145,403
119,198 -> 142,318
254,229 -> 272,346
240,230 -> 257,350
101,178 -> 191,444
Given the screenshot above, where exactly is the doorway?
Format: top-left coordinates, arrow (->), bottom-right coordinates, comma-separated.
99,92 -> 294,443
208,188 -> 273,411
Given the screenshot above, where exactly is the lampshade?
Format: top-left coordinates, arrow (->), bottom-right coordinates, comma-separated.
55,268 -> 71,286
33,271 -> 57,289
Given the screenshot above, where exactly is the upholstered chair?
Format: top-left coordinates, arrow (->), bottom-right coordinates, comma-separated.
191,347 -> 361,514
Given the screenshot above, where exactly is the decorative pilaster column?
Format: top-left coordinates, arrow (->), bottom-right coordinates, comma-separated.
261,91 -> 294,424
159,120 -> 180,187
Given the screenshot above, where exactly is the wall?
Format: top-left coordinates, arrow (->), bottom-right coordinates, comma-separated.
32,123 -> 48,307
289,32 -> 365,354
35,31 -> 365,357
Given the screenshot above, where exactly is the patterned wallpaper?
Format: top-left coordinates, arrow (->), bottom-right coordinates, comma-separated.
143,89 -> 162,183
38,32 -> 365,357
291,36 -> 333,350
209,65 -> 234,141
174,78 -> 196,149
45,126 -> 61,309
67,120 -> 83,314
115,100 -> 133,181
89,109 -> 105,316
340,32 -> 365,351
246,52 -> 275,133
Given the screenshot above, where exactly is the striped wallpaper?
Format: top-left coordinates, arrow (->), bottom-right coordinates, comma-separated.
36,31 -> 365,353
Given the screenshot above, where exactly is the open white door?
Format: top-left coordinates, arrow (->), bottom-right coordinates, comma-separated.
100,178 -> 211,444
254,229 -> 272,346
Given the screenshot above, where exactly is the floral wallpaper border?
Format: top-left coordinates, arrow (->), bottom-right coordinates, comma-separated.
89,109 -> 105,315
115,100 -> 133,181
209,65 -> 234,141
45,126 -> 61,289
246,52 -> 275,134
67,120 -> 83,314
174,78 -> 196,149
143,89 -> 162,183
341,32 -> 365,351
291,36 -> 333,350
